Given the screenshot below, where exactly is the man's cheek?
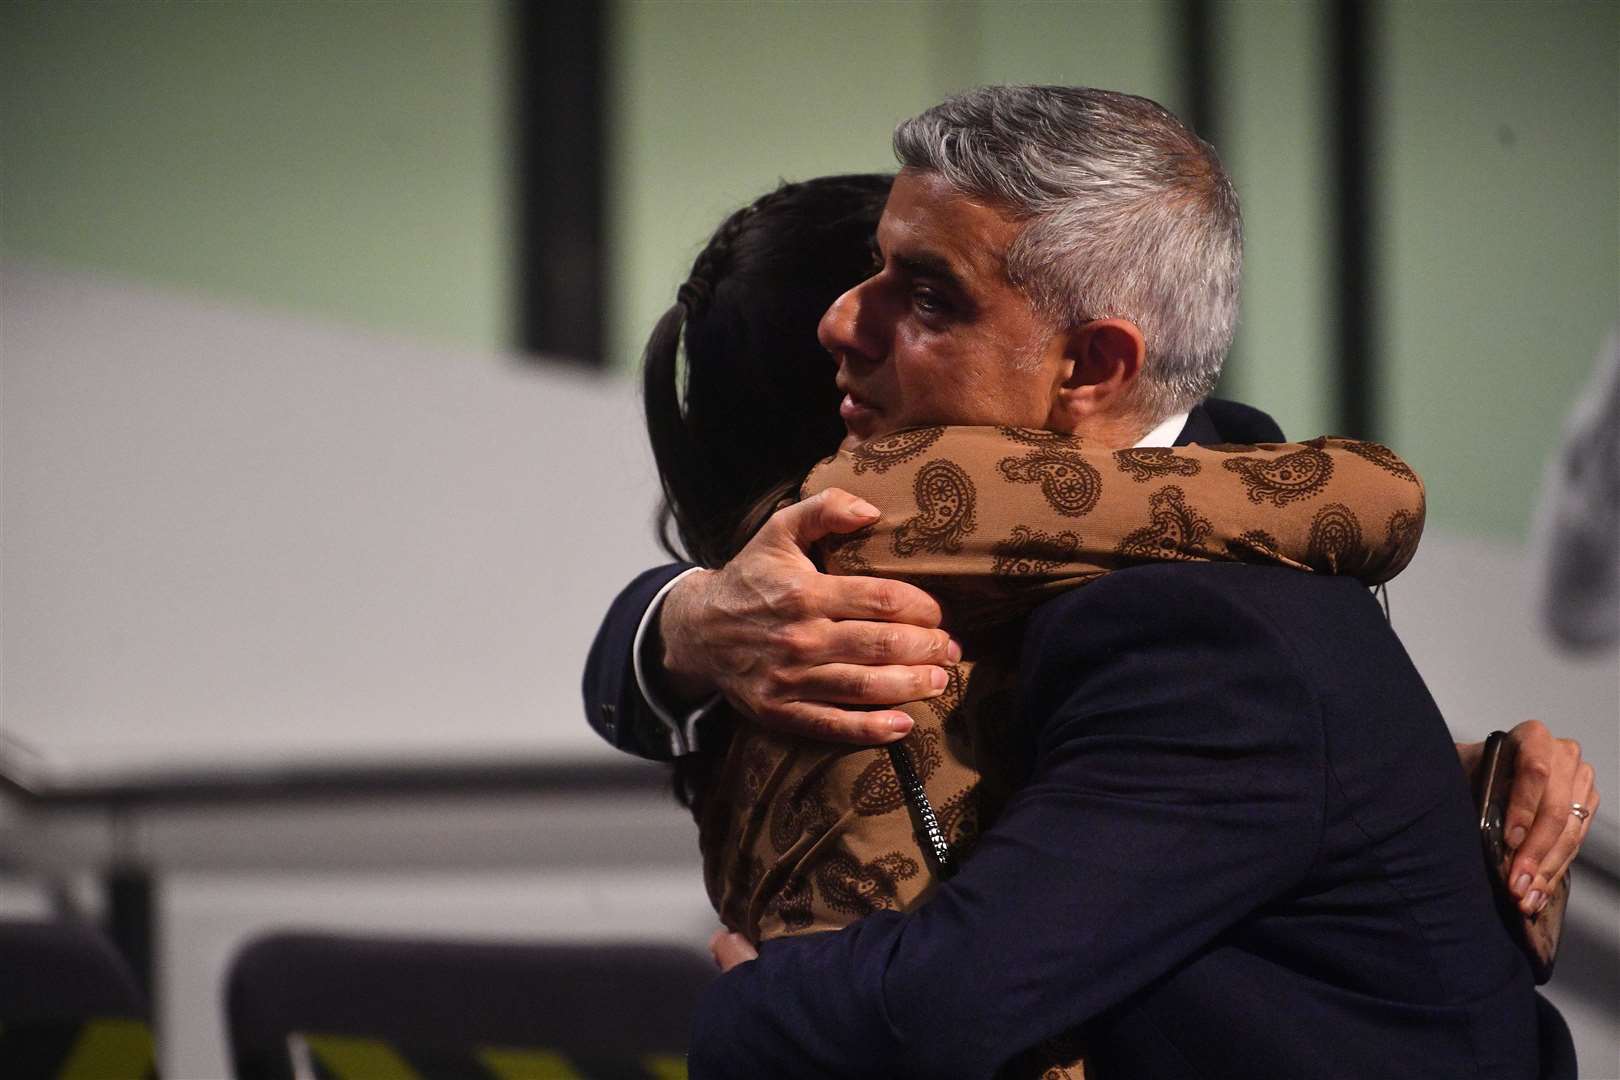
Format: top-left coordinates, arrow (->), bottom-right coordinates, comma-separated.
893,328 -> 961,386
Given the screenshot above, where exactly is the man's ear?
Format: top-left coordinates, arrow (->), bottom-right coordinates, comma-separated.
1047,318 -> 1146,431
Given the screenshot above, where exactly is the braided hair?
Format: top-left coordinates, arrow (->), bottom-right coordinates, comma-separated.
642,174 -> 893,568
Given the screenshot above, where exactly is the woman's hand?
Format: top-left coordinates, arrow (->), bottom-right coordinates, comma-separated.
709,928 -> 759,974
1460,719 -> 1598,914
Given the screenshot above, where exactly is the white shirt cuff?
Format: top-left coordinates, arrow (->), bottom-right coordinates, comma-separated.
632,566 -> 723,755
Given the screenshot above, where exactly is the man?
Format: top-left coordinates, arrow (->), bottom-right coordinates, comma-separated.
584,93 -> 1587,919
586,87 -> 1587,1076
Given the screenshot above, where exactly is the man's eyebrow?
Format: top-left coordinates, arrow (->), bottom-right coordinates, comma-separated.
891,251 -> 968,293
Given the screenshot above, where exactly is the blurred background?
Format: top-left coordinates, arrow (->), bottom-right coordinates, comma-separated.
1,1 -> 1615,1077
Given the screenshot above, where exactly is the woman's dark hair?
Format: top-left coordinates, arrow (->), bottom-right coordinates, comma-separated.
643,173 -> 893,568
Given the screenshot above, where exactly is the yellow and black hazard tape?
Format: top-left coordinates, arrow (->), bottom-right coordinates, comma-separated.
291,1033 -> 688,1080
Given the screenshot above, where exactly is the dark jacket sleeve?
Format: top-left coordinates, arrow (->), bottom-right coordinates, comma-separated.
688,565 -> 1326,1079
581,562 -> 694,760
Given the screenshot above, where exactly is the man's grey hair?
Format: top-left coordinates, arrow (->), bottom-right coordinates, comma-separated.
893,85 -> 1242,423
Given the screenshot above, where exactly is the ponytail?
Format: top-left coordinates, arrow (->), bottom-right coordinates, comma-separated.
642,300 -> 703,563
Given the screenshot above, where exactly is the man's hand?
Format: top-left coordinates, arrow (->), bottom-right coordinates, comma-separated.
709,928 -> 758,973
656,488 -> 957,744
1459,719 -> 1599,914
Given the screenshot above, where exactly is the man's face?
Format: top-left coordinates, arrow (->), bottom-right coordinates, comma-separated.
819,169 -> 1069,451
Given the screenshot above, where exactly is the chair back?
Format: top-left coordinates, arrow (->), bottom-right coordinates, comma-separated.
227,932 -> 714,1080
0,919 -> 156,1078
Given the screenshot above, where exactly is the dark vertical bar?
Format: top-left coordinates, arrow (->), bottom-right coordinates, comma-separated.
1329,0 -> 1376,438
106,865 -> 156,1006
1182,0 -> 1241,397
1180,0 -> 1218,145
513,1 -> 606,365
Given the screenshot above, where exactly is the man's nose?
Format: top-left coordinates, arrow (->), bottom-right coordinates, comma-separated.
818,279 -> 880,364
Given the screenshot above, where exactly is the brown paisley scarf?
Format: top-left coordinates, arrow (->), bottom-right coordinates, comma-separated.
692,427 -> 1426,1079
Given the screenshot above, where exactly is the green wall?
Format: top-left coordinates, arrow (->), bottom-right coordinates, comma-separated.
5,0 -> 1613,540
972,1 -> 1180,107
1213,0 -> 1337,444
1376,0 -> 1618,539
0,1 -> 510,351
606,0 -> 1185,370
604,0 -> 952,373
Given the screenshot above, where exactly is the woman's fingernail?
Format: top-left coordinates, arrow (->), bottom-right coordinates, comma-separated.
1507,826 -> 1526,849
947,639 -> 963,663
1513,873 -> 1532,896
1527,890 -> 1544,912
1536,892 -> 1550,913
888,714 -> 913,734
931,667 -> 949,691
851,499 -> 881,518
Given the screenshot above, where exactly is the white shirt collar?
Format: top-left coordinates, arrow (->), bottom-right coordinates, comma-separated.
1135,410 -> 1191,448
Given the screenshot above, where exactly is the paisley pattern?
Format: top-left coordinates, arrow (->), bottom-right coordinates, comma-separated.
815,850 -> 920,916
1222,446 -> 1334,506
1117,486 -> 1213,561
768,775 -> 837,854
738,739 -> 777,802
937,786 -> 983,852
997,426 -> 1077,446
1386,508 -> 1423,564
849,426 -> 944,475
892,459 -> 978,556
772,873 -> 814,931
1306,503 -> 1364,570
851,729 -> 942,816
998,447 -> 1103,517
821,524 -> 875,575
1337,438 -> 1421,484
991,526 -> 1084,578
1114,447 -> 1202,482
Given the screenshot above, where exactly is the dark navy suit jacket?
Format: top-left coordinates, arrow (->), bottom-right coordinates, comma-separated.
688,564 -> 1537,1079
583,400 -> 1538,1076
581,399 -> 1283,761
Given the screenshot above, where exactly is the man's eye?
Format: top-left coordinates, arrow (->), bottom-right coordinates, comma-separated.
913,288 -> 949,315
867,246 -> 884,274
